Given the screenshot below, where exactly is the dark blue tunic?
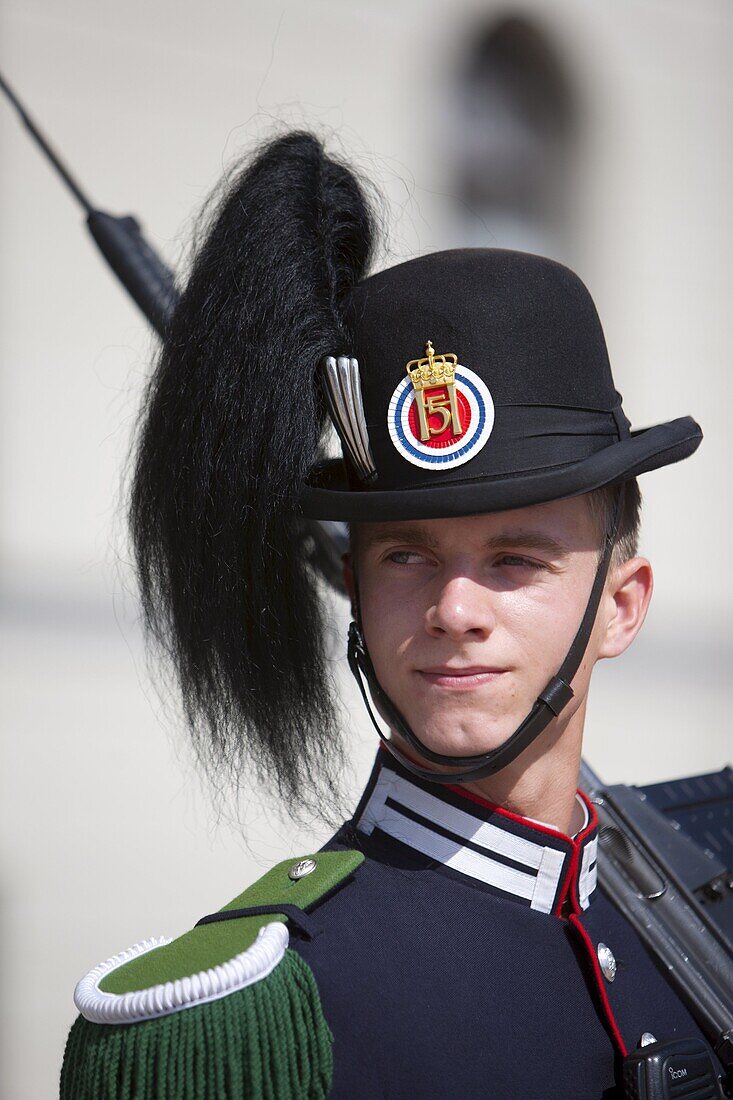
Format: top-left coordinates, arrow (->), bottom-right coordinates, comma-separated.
291,752 -> 710,1099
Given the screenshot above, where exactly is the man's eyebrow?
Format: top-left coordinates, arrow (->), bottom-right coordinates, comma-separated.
358,526 -> 570,557
360,525 -> 439,549
484,530 -> 571,557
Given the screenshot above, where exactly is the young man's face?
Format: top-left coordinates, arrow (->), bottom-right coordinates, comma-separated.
347,496 -> 644,761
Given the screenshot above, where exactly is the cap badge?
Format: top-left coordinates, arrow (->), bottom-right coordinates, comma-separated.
387,341 -> 494,470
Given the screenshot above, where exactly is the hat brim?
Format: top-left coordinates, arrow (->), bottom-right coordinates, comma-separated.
300,416 -> 702,521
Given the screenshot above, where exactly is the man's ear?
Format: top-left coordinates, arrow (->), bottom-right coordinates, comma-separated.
342,552 -> 357,617
598,556 -> 654,660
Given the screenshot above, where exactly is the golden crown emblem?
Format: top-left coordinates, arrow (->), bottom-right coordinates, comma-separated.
404,341 -> 463,442
405,341 -> 458,391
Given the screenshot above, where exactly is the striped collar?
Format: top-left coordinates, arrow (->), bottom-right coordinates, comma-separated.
353,752 -> 598,916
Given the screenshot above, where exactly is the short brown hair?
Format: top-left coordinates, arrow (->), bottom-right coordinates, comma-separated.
586,478 -> 642,565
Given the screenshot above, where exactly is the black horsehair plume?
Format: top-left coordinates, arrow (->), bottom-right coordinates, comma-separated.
129,132 -> 377,817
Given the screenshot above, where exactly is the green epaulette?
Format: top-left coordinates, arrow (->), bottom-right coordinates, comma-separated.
61,850 -> 363,1100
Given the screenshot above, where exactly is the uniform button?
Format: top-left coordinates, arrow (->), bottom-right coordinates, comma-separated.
288,858 -> 317,881
597,942 -> 617,982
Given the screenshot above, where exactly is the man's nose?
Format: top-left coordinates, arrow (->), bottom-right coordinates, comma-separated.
424,574 -> 496,641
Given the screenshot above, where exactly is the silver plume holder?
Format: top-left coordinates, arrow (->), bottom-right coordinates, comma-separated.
321,355 -> 376,482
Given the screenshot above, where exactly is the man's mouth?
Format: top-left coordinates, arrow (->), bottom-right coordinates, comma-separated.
416,666 -> 509,689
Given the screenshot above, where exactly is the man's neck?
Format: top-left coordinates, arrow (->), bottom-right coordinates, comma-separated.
461,704 -> 587,835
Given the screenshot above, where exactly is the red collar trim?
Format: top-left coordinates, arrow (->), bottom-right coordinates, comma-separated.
377,740 -> 594,846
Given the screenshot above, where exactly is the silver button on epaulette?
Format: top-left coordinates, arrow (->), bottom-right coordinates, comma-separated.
597,942 -> 617,982
289,858 -> 317,881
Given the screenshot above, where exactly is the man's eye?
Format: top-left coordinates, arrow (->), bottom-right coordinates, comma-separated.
387,550 -> 427,565
496,554 -> 545,569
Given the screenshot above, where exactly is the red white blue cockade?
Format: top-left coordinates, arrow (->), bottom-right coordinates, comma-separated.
387,362 -> 495,471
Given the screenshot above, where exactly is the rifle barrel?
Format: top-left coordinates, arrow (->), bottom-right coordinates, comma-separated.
0,71 -> 93,212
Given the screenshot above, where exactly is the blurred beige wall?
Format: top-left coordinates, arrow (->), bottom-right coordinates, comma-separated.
1,1 -> 731,1096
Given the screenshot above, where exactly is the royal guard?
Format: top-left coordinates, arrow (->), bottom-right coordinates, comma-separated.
61,132 -> 717,1099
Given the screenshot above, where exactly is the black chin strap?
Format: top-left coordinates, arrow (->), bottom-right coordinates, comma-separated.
347,489 -> 623,784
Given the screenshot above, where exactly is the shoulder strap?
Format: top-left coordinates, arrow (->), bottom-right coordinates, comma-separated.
61,850 -> 363,1100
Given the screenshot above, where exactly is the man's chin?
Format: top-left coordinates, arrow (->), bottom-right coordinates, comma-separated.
391,721 -> 518,763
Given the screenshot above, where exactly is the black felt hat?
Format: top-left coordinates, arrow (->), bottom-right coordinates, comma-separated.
301,248 -> 701,520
